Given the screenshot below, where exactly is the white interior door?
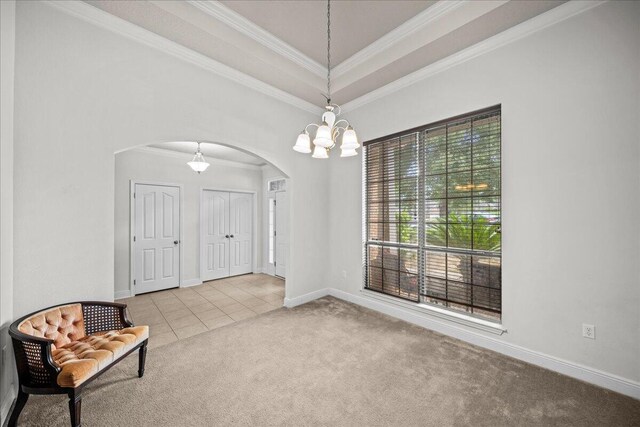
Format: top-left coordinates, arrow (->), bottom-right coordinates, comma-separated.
229,193 -> 253,276
134,184 -> 180,294
275,191 -> 287,278
201,190 -> 230,281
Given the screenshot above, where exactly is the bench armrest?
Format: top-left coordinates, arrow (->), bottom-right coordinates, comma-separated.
8,327 -> 60,388
81,301 -> 134,335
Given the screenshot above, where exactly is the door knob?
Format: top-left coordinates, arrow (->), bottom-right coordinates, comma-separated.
174,240 -> 179,245
230,235 -> 234,238
225,235 -> 230,238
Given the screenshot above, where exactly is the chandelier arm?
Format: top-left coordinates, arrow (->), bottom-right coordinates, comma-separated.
329,103 -> 341,116
333,119 -> 349,128
331,127 -> 343,141
304,123 -> 320,133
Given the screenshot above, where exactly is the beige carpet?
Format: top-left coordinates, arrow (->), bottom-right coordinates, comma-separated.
17,297 -> 640,426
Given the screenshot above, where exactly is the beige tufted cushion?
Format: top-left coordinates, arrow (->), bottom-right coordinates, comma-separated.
52,326 -> 149,387
18,304 -> 86,350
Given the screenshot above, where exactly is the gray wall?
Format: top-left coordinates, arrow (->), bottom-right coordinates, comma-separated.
327,1 -> 640,383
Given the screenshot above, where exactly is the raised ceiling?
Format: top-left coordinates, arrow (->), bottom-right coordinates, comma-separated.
220,1 -> 436,65
85,0 -> 565,107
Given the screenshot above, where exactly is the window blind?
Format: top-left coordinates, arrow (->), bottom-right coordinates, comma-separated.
364,106 -> 501,320
365,133 -> 420,302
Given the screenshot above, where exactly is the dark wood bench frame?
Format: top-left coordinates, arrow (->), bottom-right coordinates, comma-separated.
7,301 -> 148,427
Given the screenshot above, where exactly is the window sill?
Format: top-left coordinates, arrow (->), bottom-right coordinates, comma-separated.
360,289 -> 507,335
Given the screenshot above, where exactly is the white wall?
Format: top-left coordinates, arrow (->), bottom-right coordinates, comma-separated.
328,0 -> 640,386
0,1 -> 16,421
12,1 -> 328,319
114,148 -> 267,298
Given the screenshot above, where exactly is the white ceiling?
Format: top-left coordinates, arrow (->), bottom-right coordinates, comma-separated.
85,0 -> 565,106
148,141 -> 267,166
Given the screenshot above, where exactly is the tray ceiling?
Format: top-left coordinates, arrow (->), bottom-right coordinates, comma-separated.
220,0 -> 436,65
85,0 -> 565,107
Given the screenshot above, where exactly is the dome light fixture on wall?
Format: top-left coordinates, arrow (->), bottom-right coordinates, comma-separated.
187,142 -> 210,173
292,0 -> 359,159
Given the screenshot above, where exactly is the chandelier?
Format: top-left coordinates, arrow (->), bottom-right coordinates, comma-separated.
187,142 -> 210,173
292,0 -> 359,159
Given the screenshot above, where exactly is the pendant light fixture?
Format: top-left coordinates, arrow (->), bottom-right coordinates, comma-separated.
293,0 -> 359,158
187,142 -> 210,173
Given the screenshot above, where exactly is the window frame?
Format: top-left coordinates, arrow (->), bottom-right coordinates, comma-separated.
267,178 -> 286,192
362,105 -> 502,324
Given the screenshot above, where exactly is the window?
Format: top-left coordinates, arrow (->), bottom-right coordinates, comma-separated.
268,179 -> 286,192
363,106 -> 501,321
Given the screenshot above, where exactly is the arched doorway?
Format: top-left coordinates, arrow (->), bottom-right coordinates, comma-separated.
113,141 -> 290,339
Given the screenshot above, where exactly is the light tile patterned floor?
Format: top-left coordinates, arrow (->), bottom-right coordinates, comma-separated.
116,274 -> 284,349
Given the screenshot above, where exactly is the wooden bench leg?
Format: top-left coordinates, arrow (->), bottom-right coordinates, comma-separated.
68,391 -> 82,427
138,341 -> 148,378
8,389 -> 28,427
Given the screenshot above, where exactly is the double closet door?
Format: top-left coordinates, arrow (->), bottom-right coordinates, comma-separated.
201,191 -> 253,281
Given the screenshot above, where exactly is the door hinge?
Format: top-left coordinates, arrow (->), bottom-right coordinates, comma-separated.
133,236 -> 136,242
134,279 -> 136,285
133,192 -> 136,199
274,230 -> 277,236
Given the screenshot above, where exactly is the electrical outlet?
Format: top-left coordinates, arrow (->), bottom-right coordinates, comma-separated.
582,324 -> 595,339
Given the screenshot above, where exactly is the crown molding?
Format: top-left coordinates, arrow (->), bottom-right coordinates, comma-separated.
43,0 -> 607,116
44,0 -> 323,115
342,0 -> 607,113
130,146 -> 265,170
331,0 -> 466,79
188,0 -> 326,78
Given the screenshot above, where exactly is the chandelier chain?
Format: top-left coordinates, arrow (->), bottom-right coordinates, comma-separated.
327,0 -> 331,103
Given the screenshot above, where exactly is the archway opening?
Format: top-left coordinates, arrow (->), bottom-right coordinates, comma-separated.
113,141 -> 290,333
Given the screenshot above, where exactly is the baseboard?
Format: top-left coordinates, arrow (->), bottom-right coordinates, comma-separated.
1,386 -> 16,427
320,288 -> 639,400
114,289 -> 132,300
283,288 -> 330,308
181,279 -> 203,288
116,279 -> 202,298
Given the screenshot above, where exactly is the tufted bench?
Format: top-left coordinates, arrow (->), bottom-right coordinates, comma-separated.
8,301 -> 148,427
